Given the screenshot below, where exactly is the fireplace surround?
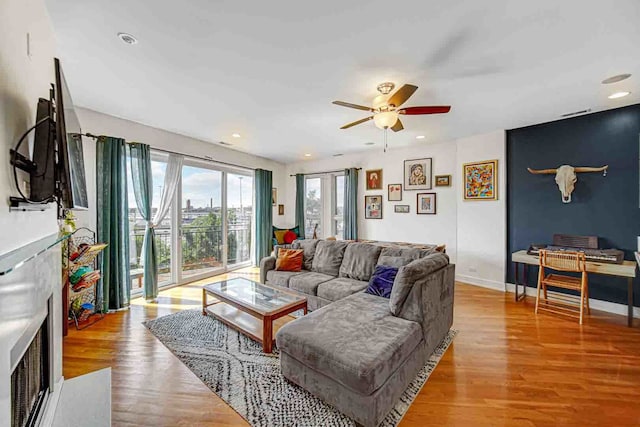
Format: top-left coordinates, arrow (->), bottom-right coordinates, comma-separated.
0,234 -> 65,426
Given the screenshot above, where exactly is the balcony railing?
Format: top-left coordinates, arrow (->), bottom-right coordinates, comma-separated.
129,223 -> 251,288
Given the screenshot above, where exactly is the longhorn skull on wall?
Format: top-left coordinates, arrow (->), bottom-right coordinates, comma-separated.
527,165 -> 608,203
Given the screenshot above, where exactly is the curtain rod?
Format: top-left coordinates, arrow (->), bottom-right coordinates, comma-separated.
79,133 -> 257,171
289,168 -> 361,177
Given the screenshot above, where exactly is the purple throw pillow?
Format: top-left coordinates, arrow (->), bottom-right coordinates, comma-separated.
365,265 -> 399,299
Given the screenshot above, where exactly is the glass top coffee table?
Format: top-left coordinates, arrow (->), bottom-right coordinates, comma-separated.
202,277 -> 307,353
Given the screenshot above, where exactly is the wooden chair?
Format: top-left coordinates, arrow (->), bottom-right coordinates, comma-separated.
535,250 -> 590,324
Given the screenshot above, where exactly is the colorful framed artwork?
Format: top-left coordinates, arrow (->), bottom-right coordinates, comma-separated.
272,188 -> 277,205
278,204 -> 284,215
366,169 -> 383,190
364,195 -> 383,219
463,159 -> 498,201
394,204 -> 410,213
404,158 -> 432,190
435,175 -> 451,187
416,193 -> 436,214
388,184 -> 402,201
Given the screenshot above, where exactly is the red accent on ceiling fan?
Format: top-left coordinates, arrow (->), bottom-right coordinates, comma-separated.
399,106 -> 451,115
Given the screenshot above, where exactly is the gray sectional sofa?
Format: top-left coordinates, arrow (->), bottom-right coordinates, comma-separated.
259,240 -> 455,427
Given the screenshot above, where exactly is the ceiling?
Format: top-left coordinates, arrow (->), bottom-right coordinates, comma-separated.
46,0 -> 640,163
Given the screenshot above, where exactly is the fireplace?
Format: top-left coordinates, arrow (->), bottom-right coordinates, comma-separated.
11,310 -> 50,427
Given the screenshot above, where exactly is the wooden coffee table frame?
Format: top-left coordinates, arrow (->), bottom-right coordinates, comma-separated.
202,282 -> 307,353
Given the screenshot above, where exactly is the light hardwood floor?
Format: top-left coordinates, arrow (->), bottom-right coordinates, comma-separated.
63,268 -> 640,426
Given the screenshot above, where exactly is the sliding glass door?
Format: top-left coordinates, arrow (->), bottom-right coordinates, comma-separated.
127,152 -> 254,295
180,164 -> 223,280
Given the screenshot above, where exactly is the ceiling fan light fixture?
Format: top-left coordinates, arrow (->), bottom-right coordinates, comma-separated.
374,111 -> 398,129
377,82 -> 395,95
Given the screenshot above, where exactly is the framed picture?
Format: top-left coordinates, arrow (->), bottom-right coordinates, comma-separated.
278,204 -> 284,215
365,195 -> 383,219
435,175 -> 451,187
404,158 -> 432,190
272,188 -> 277,205
463,159 -> 498,201
416,193 -> 436,214
388,184 -> 402,201
366,169 -> 383,190
394,204 -> 410,213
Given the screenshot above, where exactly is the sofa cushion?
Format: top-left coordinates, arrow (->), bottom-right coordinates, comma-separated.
317,277 -> 369,302
289,272 -> 334,296
389,253 -> 449,315
376,255 -> 412,268
265,270 -> 306,288
311,240 -> 349,276
292,239 -> 320,271
338,242 -> 383,281
379,246 -> 438,264
276,292 -> 422,395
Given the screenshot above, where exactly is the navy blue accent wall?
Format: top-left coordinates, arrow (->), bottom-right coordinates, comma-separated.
507,104 -> 640,306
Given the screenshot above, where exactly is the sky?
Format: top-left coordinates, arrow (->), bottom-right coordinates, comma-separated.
127,159 -> 253,212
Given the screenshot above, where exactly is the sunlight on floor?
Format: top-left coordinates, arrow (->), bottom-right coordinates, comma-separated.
130,267 -> 260,310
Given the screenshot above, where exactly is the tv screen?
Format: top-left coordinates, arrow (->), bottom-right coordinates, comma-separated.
55,58 -> 88,210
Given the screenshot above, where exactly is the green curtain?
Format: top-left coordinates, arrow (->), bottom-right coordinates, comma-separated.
254,169 -> 273,264
295,173 -> 305,237
96,136 -> 130,311
344,168 -> 358,240
128,143 -> 158,301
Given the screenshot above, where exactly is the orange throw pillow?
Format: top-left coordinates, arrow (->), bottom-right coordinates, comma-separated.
275,249 -> 304,272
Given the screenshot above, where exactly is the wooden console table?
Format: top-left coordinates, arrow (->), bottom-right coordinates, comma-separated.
511,250 -> 637,327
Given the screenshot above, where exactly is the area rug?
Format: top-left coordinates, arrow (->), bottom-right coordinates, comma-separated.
144,309 -> 456,427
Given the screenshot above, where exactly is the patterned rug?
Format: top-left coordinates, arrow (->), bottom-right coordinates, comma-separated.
144,309 -> 456,427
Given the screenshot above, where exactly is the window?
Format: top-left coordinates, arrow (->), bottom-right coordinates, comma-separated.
304,177 -> 322,238
333,175 -> 345,239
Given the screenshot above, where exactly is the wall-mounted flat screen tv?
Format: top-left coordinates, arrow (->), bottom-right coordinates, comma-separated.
55,58 -> 88,210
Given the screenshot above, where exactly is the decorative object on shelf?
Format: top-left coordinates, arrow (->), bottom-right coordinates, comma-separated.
435,175 -> 451,187
65,227 -> 107,330
365,195 -> 383,219
417,193 -> 437,214
394,205 -> 410,213
366,169 -> 383,190
388,184 -> 402,201
463,159 -> 498,201
278,204 -> 284,215
527,164 -> 608,203
272,188 -> 277,206
404,158 -> 432,190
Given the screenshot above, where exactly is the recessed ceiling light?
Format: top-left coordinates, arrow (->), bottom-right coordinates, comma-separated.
218,141 -> 232,146
304,153 -> 312,157
608,91 -> 630,99
364,142 -> 375,146
602,74 -> 631,84
117,32 -> 138,45
333,153 -> 343,157
416,135 -> 426,139
231,133 -> 241,138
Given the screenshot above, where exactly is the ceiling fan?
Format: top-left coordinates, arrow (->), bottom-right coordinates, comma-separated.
332,82 -> 451,132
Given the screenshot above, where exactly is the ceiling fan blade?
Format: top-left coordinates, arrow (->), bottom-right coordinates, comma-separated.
332,101 -> 374,112
340,116 -> 374,129
391,119 -> 404,132
387,84 -> 418,108
399,106 -> 451,115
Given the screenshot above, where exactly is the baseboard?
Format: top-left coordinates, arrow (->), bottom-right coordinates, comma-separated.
455,274 -> 505,292
503,283 -> 640,319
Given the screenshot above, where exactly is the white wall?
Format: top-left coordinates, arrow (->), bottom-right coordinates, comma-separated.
455,130 -> 506,289
74,108 -> 288,231
285,130 -> 506,287
0,0 -> 58,254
